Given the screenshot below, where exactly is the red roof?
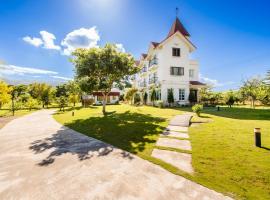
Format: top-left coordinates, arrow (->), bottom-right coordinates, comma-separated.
92,92 -> 120,96
151,42 -> 160,48
190,81 -> 206,86
167,17 -> 190,38
141,53 -> 147,59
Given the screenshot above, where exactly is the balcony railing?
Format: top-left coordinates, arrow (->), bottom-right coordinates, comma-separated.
149,77 -> 158,84
149,58 -> 158,68
139,82 -> 147,87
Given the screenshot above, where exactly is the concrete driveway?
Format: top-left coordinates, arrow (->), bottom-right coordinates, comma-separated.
0,110 -> 232,200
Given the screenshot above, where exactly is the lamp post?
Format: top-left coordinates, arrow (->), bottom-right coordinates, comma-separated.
254,128 -> 261,147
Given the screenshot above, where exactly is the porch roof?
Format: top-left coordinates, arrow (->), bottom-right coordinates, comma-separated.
189,81 -> 206,86
92,92 -> 120,97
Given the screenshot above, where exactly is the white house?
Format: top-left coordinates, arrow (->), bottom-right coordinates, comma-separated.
133,17 -> 205,105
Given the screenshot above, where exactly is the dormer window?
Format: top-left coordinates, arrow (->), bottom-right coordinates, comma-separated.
172,48 -> 180,57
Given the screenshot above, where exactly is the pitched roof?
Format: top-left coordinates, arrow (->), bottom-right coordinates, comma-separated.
190,81 -> 206,86
141,53 -> 147,59
167,17 -> 190,38
151,42 -> 160,48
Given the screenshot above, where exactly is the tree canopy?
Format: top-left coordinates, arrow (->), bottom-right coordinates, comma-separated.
71,44 -> 138,114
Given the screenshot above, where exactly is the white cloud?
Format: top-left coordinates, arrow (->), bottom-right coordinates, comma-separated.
115,43 -> 125,52
23,36 -> 43,47
61,27 -> 100,55
51,75 -> 73,81
199,74 -> 234,87
0,64 -> 58,76
40,31 -> 61,50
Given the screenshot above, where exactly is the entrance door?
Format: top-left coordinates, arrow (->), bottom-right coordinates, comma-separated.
189,89 -> 198,103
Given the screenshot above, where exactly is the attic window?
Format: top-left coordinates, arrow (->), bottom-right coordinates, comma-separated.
172,48 -> 180,57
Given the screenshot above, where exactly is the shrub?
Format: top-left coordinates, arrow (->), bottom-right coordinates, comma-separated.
192,104 -> 203,117
156,100 -> 164,108
134,93 -> 141,105
26,97 -> 39,111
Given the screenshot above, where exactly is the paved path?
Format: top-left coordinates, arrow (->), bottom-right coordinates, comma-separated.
0,110 -> 232,200
152,114 -> 193,173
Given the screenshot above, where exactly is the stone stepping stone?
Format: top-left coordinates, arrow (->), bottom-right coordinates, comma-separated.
151,149 -> 193,174
169,114 -> 192,127
162,131 -> 189,139
166,125 -> 188,132
156,138 -> 191,151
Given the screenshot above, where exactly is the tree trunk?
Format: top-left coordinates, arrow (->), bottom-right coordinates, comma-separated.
102,94 -> 107,115
74,102 -> 75,107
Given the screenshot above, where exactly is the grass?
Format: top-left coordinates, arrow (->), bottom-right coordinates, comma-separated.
54,104 -> 270,199
189,107 -> 270,200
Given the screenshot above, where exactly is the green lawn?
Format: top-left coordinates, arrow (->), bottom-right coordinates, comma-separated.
54,104 -> 270,199
189,107 -> 270,200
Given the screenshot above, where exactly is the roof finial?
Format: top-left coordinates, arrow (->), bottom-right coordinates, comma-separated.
176,7 -> 179,18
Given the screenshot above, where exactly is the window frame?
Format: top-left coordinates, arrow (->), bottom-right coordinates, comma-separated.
172,48 -> 181,57
179,89 -> 185,101
170,67 -> 184,76
189,69 -> 194,78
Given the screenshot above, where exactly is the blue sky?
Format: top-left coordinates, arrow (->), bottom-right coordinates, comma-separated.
0,0 -> 270,90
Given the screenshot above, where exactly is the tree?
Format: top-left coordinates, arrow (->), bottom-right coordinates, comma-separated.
150,88 -> 157,106
199,86 -> 212,105
240,77 -> 263,108
57,96 -> 68,112
41,85 -> 54,108
26,97 -> 39,111
66,81 -> 81,107
125,88 -> 138,104
71,44 -> 137,115
224,91 -> 235,108
266,70 -> 270,86
0,81 -> 11,109
143,92 -> 148,104
134,93 -> 141,105
167,88 -> 174,107
55,84 -> 68,98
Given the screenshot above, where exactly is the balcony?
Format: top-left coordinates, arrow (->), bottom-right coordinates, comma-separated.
149,58 -> 158,68
149,76 -> 158,84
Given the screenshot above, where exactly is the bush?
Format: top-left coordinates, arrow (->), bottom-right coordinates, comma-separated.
26,98 -> 39,111
134,93 -> 141,105
156,100 -> 164,108
192,104 -> 203,117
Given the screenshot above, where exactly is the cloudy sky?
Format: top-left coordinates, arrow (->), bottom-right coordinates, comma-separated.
0,0 -> 270,90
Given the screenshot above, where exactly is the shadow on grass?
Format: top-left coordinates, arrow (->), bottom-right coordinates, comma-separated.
64,111 -> 165,154
30,111 -> 165,166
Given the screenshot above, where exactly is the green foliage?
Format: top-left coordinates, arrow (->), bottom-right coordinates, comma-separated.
57,96 -> 68,111
192,104 -> 203,116
156,100 -> 164,108
133,93 -> 141,105
224,91 -> 235,107
240,77 -> 264,108
125,88 -> 138,104
0,81 -> 11,108
26,97 -> 39,111
55,84 -> 68,97
150,89 -> 157,104
71,44 -> 138,114
167,88 -> 174,105
143,92 -> 148,104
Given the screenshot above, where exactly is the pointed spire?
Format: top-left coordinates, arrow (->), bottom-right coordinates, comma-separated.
167,16 -> 190,38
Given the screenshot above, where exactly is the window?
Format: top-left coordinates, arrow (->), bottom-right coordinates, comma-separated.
170,67 -> 184,76
172,48 -> 180,57
189,69 -> 194,78
179,89 -> 185,101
